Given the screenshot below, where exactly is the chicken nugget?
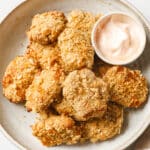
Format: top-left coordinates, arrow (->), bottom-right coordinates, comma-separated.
58,28 -> 94,72
26,42 -> 62,70
27,11 -> 67,45
54,69 -> 108,121
25,67 -> 64,112
67,10 -> 98,37
32,115 -> 81,146
103,66 -> 148,108
2,56 -> 39,103
82,102 -> 123,142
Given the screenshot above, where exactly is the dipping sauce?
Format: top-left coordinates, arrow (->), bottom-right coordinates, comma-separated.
92,13 -> 146,64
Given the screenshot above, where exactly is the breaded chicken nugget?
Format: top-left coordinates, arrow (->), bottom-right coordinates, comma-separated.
58,28 -> 94,72
2,56 -> 39,103
32,115 -> 81,146
25,67 -> 64,112
26,42 -> 62,70
82,102 -> 123,143
67,10 -> 98,37
54,69 -> 108,121
27,11 -> 67,45
103,66 -> 148,108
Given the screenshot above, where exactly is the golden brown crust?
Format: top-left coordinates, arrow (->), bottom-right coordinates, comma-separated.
81,102 -> 123,142
2,56 -> 39,103
32,115 -> 81,146
103,66 -> 148,108
27,11 -> 67,44
54,69 -> 108,121
25,67 -> 65,112
58,28 -> 94,72
57,10 -> 98,72
26,42 -> 63,70
67,10 -> 97,37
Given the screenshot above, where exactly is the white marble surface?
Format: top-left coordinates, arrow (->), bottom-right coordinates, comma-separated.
0,0 -> 149,150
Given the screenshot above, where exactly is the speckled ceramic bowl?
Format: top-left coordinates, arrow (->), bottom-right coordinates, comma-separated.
0,0 -> 150,150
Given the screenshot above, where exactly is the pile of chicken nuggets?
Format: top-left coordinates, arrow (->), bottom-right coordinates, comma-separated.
2,10 -> 148,146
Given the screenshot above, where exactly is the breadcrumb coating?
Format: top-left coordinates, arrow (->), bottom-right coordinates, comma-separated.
81,102 -> 123,142
2,56 -> 39,103
32,115 -> 81,146
67,10 -> 98,37
54,69 -> 108,121
25,67 -> 65,112
26,42 -> 62,70
57,10 -> 99,72
27,11 -> 67,44
58,28 -> 94,72
103,66 -> 148,108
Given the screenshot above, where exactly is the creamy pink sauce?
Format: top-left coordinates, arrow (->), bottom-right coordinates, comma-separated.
95,14 -> 143,64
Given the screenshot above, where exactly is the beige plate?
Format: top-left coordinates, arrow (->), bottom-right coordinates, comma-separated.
0,0 -> 150,150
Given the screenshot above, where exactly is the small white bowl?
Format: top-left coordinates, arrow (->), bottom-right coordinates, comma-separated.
91,12 -> 146,65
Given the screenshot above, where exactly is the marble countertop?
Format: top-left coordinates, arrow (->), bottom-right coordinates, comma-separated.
0,0 -> 149,149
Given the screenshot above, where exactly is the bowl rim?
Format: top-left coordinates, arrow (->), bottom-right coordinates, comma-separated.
0,0 -> 150,150
91,12 -> 146,65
